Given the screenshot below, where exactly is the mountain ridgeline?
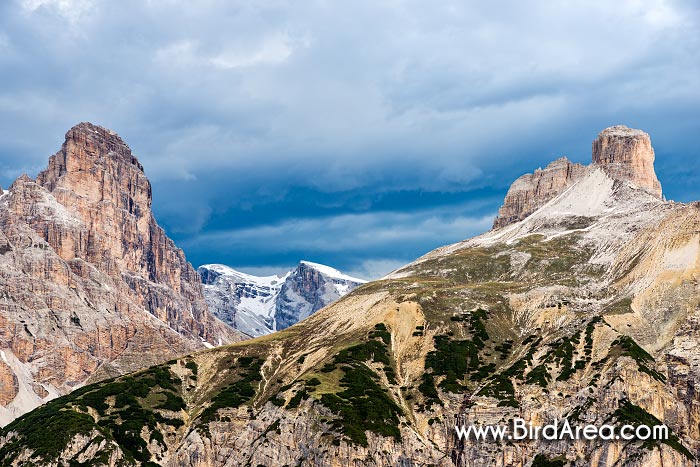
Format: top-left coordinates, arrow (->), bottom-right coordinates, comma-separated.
2,125 -> 700,467
198,262 -> 366,337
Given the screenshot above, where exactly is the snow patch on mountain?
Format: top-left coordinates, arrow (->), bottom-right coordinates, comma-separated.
299,261 -> 363,283
198,262 -> 365,337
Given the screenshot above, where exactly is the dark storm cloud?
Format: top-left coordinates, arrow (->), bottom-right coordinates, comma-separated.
1,0 -> 699,278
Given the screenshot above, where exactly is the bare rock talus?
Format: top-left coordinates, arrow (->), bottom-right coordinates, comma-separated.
493,157 -> 586,229
592,125 -> 662,199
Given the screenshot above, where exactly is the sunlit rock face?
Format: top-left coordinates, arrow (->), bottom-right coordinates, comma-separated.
493,157 -> 586,229
0,122 -> 242,425
494,125 -> 662,230
592,125 -> 662,199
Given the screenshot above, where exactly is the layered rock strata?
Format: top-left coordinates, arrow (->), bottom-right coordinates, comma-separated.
592,125 -> 662,198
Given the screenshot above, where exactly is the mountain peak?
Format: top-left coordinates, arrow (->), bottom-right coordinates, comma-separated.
494,125 -> 663,229
36,122 -> 148,203
0,123 -> 241,423
9,174 -> 33,188
592,125 -> 662,199
199,261 -> 365,337
596,124 -> 646,137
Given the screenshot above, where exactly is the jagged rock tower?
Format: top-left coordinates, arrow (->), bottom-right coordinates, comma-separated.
0,123 -> 242,424
591,125 -> 662,199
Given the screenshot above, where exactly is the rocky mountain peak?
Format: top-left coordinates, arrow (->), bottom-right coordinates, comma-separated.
9,174 -> 33,188
36,122 -> 151,212
494,125 -> 663,229
0,123 -> 241,424
199,261 -> 365,337
591,125 -> 662,199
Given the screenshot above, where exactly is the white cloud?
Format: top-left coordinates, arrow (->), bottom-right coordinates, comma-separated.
155,33 -> 303,71
209,33 -> 298,69
21,0 -> 95,24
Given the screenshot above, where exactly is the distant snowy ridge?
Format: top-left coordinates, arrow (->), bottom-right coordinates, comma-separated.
298,261 -> 363,283
198,262 -> 366,337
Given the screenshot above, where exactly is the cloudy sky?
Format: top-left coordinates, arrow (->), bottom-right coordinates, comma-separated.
1,0 -> 698,279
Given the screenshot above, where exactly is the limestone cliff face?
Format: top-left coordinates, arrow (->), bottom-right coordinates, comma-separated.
33,123 -> 220,342
494,125 -> 663,229
0,123 -> 242,424
592,125 -> 662,199
493,157 -> 586,229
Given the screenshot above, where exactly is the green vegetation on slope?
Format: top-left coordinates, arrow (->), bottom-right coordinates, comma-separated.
419,309 -> 504,406
299,323 -> 404,446
198,356 -> 265,425
0,364 -> 186,466
610,336 -> 666,382
476,335 -> 542,407
531,454 -> 567,467
612,399 -> 693,460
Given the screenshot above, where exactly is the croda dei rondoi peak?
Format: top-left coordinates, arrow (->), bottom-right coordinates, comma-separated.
2,124 -> 700,467
0,123 -> 244,424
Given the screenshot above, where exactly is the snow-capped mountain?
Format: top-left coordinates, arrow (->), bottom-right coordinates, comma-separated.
198,261 -> 366,337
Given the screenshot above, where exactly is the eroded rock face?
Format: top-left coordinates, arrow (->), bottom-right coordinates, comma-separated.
274,261 -> 366,331
493,157 -> 586,229
494,125 -> 663,229
0,122 -> 242,424
592,125 -> 662,199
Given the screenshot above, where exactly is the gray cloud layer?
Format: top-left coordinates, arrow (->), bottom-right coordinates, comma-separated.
1,0 -> 699,278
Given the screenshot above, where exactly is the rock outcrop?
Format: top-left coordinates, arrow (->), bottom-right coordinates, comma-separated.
0,123 -> 242,424
493,157 -> 586,229
592,125 -> 662,199
494,125 -> 663,229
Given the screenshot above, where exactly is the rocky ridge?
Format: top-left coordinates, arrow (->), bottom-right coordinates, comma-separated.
2,125 -> 699,467
0,123 -> 242,424
493,157 -> 586,229
493,125 -> 662,229
199,261 -> 365,337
